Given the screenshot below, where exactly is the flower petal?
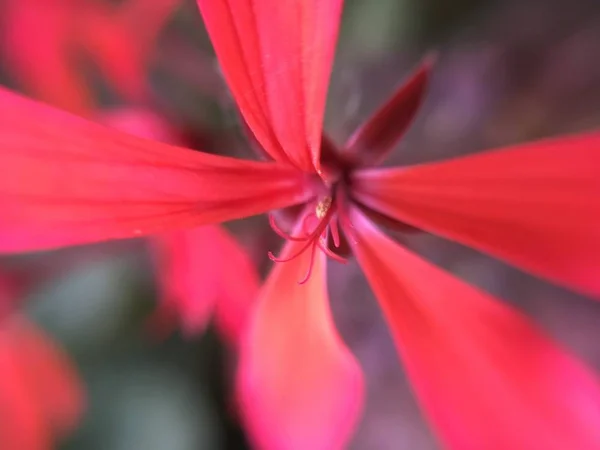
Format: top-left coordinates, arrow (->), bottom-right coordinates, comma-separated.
197,0 -> 343,172
237,236 -> 364,450
352,132 -> 600,297
152,225 -> 259,344
345,54 -> 435,167
349,210 -> 600,450
0,88 -> 310,253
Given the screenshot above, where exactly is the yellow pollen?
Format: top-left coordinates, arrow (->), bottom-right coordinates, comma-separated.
315,197 -> 332,219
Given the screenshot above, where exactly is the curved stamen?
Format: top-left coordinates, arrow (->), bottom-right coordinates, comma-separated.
335,187 -> 357,243
298,244 -> 318,284
317,238 -> 347,263
329,218 -> 341,248
268,212 -> 330,264
268,237 -> 315,263
268,214 -> 306,241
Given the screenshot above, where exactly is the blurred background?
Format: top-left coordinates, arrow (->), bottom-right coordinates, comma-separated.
1,0 -> 600,448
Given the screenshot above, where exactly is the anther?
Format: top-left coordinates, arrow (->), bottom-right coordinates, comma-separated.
315,196 -> 332,219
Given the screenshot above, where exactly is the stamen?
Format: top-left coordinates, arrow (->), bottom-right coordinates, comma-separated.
329,218 -> 341,248
268,214 -> 305,241
318,238 -> 347,263
268,195 -> 348,284
335,187 -> 357,243
268,238 -> 315,263
298,245 -> 317,284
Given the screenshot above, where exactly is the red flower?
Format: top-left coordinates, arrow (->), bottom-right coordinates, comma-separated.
1,1 -> 600,449
0,275 -> 84,450
150,225 -> 260,343
0,0 -> 180,114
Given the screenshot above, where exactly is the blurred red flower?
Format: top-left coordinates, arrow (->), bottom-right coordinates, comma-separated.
0,0 -> 180,114
0,274 -> 84,450
0,0 -> 600,449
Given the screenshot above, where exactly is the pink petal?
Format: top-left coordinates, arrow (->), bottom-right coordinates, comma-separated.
0,88 -> 310,253
345,54 -> 435,167
349,209 -> 600,450
237,236 -> 364,450
152,225 -> 259,344
196,0 -> 343,172
352,132 -> 600,297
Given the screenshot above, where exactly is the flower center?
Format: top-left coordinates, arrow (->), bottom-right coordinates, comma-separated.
268,187 -> 352,283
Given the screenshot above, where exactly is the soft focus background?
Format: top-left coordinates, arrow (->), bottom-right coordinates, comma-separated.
1,0 -> 600,449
